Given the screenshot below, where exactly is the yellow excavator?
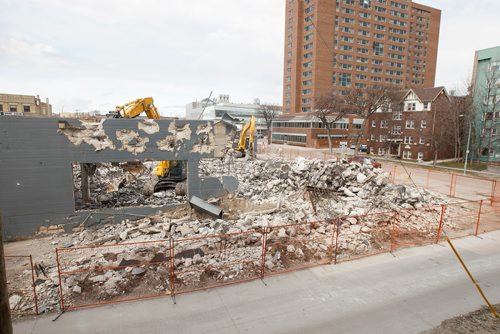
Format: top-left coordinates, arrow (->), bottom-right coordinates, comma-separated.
233,115 -> 256,158
110,97 -> 186,193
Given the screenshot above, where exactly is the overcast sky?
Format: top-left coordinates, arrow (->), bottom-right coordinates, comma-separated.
0,0 -> 499,116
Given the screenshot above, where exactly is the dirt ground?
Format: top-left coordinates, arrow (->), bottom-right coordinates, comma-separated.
422,304 -> 500,334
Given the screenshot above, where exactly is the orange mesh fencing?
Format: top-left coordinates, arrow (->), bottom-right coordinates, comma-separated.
56,240 -> 172,311
263,221 -> 336,276
172,230 -> 263,295
5,255 -> 38,316
391,205 -> 443,250
335,211 -> 394,263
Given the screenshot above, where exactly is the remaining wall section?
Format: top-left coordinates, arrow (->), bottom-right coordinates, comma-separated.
0,117 -> 237,238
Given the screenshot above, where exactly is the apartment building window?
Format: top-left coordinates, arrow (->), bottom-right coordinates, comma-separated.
372,59 -> 383,65
304,33 -> 314,41
419,137 -> 425,144
356,74 -> 367,80
372,120 -> 377,127
406,103 -> 416,111
393,110 -> 402,120
23,105 -> 31,112
343,8 -> 355,14
372,76 -> 382,82
356,56 -> 368,63
392,125 -> 401,135
375,15 -> 385,22
305,14 -> 315,22
303,61 -> 313,68
359,12 -> 371,18
340,54 -> 353,60
375,24 -> 385,31
379,134 -> 387,141
390,1 -> 408,10
356,65 -> 368,71
359,20 -> 371,28
341,63 -> 353,69
404,136 -> 413,144
304,52 -> 313,59
358,29 -> 370,36
305,5 -> 315,14
344,0 -> 355,4
343,17 -> 355,24
373,42 -> 384,56
9,105 -> 17,112
380,120 -> 388,128
357,47 -> 369,54
374,33 -> 385,40
405,120 -> 415,129
423,102 -> 429,110
339,73 -> 352,87
302,107 -> 312,112
360,0 -> 371,9
375,6 -> 386,13
421,120 -> 427,128
305,25 -> 314,33
302,98 -> 312,104
303,80 -> 312,86
303,70 -> 313,77
417,152 -> 424,160
358,38 -> 369,45
342,45 -> 353,51
333,122 -> 349,129
342,27 -> 355,34
353,123 -> 362,129
370,134 -> 376,140
403,151 -> 412,159
304,43 -> 313,50
302,89 -> 312,95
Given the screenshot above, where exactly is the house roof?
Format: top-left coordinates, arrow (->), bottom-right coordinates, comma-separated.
408,86 -> 448,102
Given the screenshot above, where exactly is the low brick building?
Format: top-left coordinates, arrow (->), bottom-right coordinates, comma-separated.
271,113 -> 365,148
365,87 -> 454,161
0,93 -> 52,117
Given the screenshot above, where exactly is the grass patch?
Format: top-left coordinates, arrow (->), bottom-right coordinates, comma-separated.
437,161 -> 488,171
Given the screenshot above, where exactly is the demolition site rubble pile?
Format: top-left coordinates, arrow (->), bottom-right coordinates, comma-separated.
73,162 -> 185,209
20,157 -> 465,311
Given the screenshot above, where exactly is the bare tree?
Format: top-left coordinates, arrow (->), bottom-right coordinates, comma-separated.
430,96 -> 455,166
314,94 -> 350,153
343,86 -> 393,151
257,104 -> 281,145
449,83 -> 475,160
480,66 -> 500,161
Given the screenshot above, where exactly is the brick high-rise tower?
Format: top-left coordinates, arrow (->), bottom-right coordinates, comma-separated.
282,0 -> 441,115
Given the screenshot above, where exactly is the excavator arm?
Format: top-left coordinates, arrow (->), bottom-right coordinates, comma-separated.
114,97 -> 169,178
235,115 -> 256,157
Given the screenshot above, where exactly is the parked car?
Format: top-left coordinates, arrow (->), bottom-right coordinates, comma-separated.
359,144 -> 368,153
349,156 -> 382,168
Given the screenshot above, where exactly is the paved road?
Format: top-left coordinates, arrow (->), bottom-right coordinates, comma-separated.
15,231 -> 500,334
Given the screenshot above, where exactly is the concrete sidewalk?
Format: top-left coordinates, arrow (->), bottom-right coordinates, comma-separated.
15,231 -> 500,334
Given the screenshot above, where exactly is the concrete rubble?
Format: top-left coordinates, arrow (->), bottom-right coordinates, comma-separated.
73,162 -> 185,209
15,157 -> 466,311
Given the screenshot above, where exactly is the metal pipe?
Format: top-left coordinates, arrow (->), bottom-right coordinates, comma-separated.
189,196 -> 224,219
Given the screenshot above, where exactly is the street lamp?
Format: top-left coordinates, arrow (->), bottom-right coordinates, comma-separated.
461,115 -> 472,175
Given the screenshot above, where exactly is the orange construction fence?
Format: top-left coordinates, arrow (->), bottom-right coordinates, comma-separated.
5,255 -> 39,315
53,198 -> 499,312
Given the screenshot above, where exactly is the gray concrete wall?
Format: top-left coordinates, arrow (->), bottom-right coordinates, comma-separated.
0,117 -> 237,238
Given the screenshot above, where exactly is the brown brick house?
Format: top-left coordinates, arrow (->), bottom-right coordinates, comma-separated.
365,86 -> 454,161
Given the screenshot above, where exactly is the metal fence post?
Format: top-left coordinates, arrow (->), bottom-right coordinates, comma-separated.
55,249 -> 65,312
435,204 -> 446,243
260,227 -> 269,279
334,219 -> 340,264
390,210 -> 397,252
29,255 -> 39,315
475,200 -> 483,237
169,237 -> 175,298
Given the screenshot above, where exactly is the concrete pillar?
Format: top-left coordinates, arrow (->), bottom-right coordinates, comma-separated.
0,216 -> 13,334
80,163 -> 96,204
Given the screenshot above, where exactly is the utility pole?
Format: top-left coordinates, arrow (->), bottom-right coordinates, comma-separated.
0,216 -> 13,334
464,121 -> 472,175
